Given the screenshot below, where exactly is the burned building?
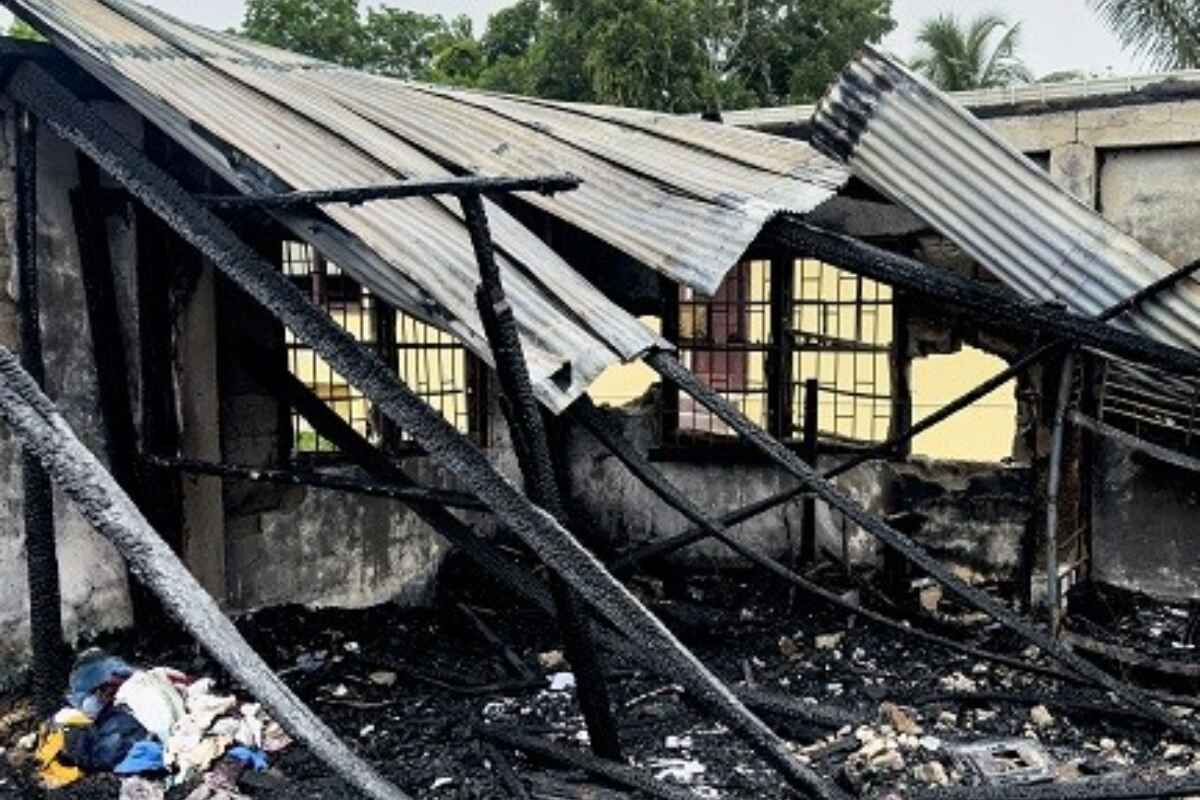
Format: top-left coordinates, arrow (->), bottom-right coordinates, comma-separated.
1,1 -> 1199,798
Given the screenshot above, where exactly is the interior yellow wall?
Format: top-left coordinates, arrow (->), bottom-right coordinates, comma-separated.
910,346 -> 1017,461
588,316 -> 661,408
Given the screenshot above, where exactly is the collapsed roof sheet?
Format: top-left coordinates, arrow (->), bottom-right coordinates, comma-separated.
811,47 -> 1200,355
11,0 -> 849,411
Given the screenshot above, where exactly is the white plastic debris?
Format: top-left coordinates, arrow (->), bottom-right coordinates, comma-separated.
547,672 -> 576,692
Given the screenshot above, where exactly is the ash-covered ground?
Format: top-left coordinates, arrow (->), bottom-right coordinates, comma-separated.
2,554 -> 1197,799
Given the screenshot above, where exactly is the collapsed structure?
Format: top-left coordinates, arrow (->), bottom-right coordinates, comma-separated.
1,0 -> 1199,797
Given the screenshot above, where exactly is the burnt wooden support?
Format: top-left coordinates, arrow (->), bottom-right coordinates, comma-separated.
800,378 -> 819,565
646,350 -> 1196,743
571,397 -> 1082,685
766,255 -> 794,439
7,61 -> 839,797
890,292 -> 913,457
769,218 -> 1200,376
229,332 -> 554,615
659,274 -> 680,440
461,192 -> 622,762
614,250 -> 1200,574
0,348 -> 412,800
72,156 -> 137,490
16,104 -> 66,715
1017,372 -> 1043,614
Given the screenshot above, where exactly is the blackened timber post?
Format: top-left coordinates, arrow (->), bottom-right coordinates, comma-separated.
659,274 -> 681,441
890,292 -> 913,458
1045,351 -> 1077,639
16,105 -> 66,715
766,255 -> 793,440
800,378 -> 819,565
460,191 -> 623,761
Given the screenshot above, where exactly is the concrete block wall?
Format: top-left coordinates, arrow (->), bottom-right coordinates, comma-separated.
0,101 -> 135,681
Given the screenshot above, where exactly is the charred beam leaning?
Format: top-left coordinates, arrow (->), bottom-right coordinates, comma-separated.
614,251 -> 1200,574
198,175 -> 580,210
16,104 -> 66,715
770,218 -> 1200,377
645,350 -> 1197,743
8,63 -> 842,799
462,190 -> 622,761
571,398 -> 1079,686
0,350 -> 412,800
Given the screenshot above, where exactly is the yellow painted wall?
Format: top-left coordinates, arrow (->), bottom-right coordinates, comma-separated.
910,346 -> 1016,461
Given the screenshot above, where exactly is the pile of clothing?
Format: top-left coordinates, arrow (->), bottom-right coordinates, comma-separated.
35,649 -> 291,798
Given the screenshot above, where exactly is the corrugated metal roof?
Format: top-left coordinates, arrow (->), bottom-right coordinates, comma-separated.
720,64 -> 1200,130
811,47 -> 1200,355
10,0 -> 849,412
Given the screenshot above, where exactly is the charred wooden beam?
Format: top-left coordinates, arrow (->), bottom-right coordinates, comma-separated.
142,454 -> 489,512
198,174 -> 580,210
614,251 -> 1200,573
16,105 -> 66,715
1045,352 -> 1077,638
572,397 -> 1081,685
9,63 -> 841,798
0,348 -> 411,800
769,218 -> 1200,377
645,349 -> 1196,744
463,191 -> 622,761
229,331 -> 554,615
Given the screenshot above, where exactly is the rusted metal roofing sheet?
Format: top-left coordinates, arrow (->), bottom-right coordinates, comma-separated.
11,0 -> 849,413
811,47 -> 1200,354
9,0 -> 665,413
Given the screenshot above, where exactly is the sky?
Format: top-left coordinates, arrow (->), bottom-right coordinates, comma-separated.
0,0 -> 1147,80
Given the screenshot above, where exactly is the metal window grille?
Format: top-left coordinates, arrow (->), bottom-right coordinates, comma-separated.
667,257 -> 894,446
282,241 -> 485,455
791,258 -> 893,443
1097,352 -> 1200,456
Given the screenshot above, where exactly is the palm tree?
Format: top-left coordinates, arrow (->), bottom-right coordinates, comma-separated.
909,13 -> 1033,91
1089,0 -> 1200,70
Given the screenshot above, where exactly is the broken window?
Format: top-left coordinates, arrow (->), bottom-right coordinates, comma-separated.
666,257 -> 895,448
1096,352 -> 1200,457
282,241 -> 487,455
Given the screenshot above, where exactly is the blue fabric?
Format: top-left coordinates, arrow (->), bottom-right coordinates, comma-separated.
228,746 -> 268,772
67,653 -> 133,710
113,740 -> 164,775
62,709 -> 147,772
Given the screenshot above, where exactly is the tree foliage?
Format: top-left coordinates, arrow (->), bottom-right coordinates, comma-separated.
7,19 -> 46,41
239,0 -> 895,112
909,12 -> 1032,91
1088,0 -> 1200,69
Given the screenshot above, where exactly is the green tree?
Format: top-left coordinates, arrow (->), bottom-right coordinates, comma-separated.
909,12 -> 1032,91
1088,0 -> 1200,69
243,0 -> 366,66
480,0 -> 541,63
361,8 -> 448,79
7,19 -> 45,41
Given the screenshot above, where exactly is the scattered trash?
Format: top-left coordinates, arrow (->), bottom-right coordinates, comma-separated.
1029,705 -> 1055,729
27,649 -> 289,795
949,738 -> 1056,786
368,671 -> 397,687
537,650 -> 566,670
815,632 -> 845,650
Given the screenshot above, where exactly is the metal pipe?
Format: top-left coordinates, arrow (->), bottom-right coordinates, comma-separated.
8,63 -> 843,799
645,349 -> 1196,744
198,174 -> 581,209
1045,352 -> 1077,638
16,104 -> 65,715
462,190 -> 622,762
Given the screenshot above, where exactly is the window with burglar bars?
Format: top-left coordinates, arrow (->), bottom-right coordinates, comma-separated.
282,241 -> 486,455
669,257 -> 894,445
1098,353 -> 1200,457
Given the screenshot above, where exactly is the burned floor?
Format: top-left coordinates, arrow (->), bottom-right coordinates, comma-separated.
4,559 -> 1200,800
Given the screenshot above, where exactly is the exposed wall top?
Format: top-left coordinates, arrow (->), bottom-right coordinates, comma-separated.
8,0 -> 850,412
